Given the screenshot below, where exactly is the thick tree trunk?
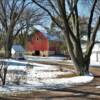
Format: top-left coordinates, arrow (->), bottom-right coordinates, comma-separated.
74,58 -> 90,75
5,45 -> 12,58
5,35 -> 13,58
77,65 -> 89,75
63,34 -> 89,75
73,43 -> 90,75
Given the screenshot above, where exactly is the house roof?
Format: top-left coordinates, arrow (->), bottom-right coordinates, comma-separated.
12,44 -> 25,52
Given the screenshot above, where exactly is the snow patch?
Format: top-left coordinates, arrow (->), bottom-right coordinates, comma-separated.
0,75 -> 94,94
96,86 -> 100,88
24,55 -> 66,62
0,58 -> 94,94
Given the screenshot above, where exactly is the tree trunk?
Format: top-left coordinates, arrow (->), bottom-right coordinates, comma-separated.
5,46 -> 12,58
74,58 -> 90,75
64,36 -> 90,75
2,67 -> 7,85
77,64 -> 89,75
5,35 -> 13,58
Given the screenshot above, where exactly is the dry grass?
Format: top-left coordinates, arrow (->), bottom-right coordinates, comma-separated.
60,64 -> 100,76
57,73 -> 78,78
90,67 -> 100,76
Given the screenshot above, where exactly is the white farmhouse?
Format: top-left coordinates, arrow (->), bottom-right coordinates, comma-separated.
90,42 -> 100,62
82,41 -> 100,63
11,44 -> 25,59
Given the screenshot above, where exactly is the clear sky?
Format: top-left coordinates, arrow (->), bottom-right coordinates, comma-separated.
34,0 -> 100,41
78,0 -> 90,16
78,0 -> 100,41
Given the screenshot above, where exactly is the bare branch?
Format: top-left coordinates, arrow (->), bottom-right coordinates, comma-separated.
88,0 -> 97,40
67,0 -> 78,20
90,16 -> 100,42
85,17 -> 100,58
48,0 -> 60,16
74,1 -> 79,39
57,0 -> 78,43
0,0 -> 8,30
32,0 -> 63,29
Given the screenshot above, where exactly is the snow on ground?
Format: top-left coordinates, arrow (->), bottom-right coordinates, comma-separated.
0,58 -> 94,94
24,55 -> 66,62
27,71 -> 72,79
0,75 -> 93,94
1,58 -> 64,71
0,84 -> 39,94
90,61 -> 100,67
65,59 -> 100,67
96,86 -> 100,88
32,75 -> 93,89
8,64 -> 26,71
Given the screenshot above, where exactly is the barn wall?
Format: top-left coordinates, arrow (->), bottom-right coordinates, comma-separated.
26,32 -> 49,56
26,32 -> 64,56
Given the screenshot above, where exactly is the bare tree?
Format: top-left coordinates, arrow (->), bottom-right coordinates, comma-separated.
32,0 -> 100,75
14,7 -> 45,47
0,0 -> 44,58
88,0 -> 100,16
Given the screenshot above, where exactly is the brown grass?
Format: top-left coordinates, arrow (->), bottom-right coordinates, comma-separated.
57,73 -> 78,78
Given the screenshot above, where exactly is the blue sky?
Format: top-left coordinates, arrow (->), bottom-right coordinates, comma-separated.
78,0 -> 90,16
34,0 -> 100,40
78,0 -> 100,40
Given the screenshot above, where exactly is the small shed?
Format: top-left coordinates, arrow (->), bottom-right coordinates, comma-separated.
11,44 -> 25,59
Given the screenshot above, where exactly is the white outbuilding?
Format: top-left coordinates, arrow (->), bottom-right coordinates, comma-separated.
82,41 -> 100,63
11,44 -> 25,59
90,43 -> 100,62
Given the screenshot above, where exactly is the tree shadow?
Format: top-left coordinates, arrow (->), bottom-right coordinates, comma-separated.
45,86 -> 100,99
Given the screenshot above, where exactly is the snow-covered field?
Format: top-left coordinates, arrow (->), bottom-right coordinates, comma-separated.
0,58 -> 94,95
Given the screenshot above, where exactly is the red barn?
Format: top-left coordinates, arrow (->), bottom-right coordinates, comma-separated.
26,32 -> 49,56
49,40 -> 63,55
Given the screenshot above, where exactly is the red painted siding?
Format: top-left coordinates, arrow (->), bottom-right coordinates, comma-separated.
26,32 -> 49,51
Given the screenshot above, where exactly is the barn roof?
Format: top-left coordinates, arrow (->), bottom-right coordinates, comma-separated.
36,32 -> 47,39
28,31 -> 48,41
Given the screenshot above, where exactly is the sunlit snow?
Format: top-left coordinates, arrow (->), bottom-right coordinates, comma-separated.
0,58 -> 94,94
